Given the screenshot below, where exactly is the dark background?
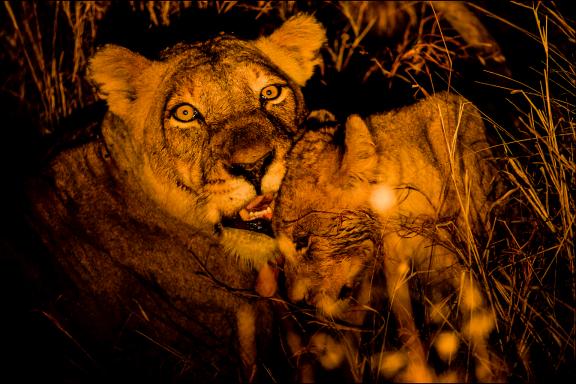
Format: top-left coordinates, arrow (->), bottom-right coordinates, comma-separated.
0,1 -> 574,382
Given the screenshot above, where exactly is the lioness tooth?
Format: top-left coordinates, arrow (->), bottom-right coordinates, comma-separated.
239,209 -> 251,221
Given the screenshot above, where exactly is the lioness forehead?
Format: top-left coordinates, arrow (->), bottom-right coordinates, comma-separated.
160,36 -> 253,58
162,37 -> 278,73
159,39 -> 296,121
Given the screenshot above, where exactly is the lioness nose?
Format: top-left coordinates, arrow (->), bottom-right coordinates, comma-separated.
228,150 -> 275,194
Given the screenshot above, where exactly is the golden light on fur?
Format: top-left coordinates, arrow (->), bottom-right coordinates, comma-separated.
288,277 -> 312,304
4,1 -> 574,383
277,234 -> 297,264
255,14 -> 326,86
261,161 -> 288,195
397,261 -> 410,276
317,294 -> 347,318
220,227 -> 279,268
85,13 -> 327,270
19,11 -> 329,383
255,263 -> 277,297
370,184 -> 396,214
275,93 -> 507,382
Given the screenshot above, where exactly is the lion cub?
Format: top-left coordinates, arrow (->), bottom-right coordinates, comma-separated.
274,93 -> 507,382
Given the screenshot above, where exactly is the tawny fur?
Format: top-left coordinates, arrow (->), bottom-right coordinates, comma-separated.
274,93 -> 507,382
27,14 -> 325,382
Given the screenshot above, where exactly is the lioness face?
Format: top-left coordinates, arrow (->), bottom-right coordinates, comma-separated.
152,41 -> 304,228
88,16 -> 326,265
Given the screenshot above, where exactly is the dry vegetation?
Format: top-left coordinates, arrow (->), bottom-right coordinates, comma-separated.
0,1 -> 573,382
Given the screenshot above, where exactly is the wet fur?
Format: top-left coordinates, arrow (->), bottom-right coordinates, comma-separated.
274,93 -> 507,382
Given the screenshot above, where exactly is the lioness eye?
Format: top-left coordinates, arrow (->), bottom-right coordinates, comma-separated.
172,104 -> 198,123
260,85 -> 282,101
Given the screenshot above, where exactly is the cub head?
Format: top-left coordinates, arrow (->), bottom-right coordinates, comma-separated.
88,15 -> 326,267
274,111 -> 385,323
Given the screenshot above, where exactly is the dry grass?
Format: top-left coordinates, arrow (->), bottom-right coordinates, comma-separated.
1,1 -> 573,382
2,1 -> 107,132
485,3 -> 575,378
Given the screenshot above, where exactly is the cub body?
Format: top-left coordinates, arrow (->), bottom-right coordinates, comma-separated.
27,15 -> 325,382
274,93 -> 506,382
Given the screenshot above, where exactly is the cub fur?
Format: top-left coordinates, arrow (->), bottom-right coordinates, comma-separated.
27,15 -> 325,382
274,93 -> 507,382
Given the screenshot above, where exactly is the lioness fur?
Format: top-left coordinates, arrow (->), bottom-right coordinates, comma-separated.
26,15 -> 325,382
274,93 -> 507,382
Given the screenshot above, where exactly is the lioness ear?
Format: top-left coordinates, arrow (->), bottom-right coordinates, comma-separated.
87,45 -> 153,117
340,115 -> 377,186
255,14 -> 326,86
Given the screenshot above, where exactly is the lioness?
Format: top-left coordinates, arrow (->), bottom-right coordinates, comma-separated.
26,15 -> 325,382
274,93 -> 507,382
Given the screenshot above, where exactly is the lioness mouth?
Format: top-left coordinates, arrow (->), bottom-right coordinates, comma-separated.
222,194 -> 274,237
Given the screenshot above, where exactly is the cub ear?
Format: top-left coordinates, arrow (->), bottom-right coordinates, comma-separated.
87,45 -> 153,117
306,109 -> 339,134
255,14 -> 326,86
340,115 -> 377,186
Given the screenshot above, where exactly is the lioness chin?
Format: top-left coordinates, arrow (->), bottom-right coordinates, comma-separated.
274,93 -> 507,383
26,14 -> 325,382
